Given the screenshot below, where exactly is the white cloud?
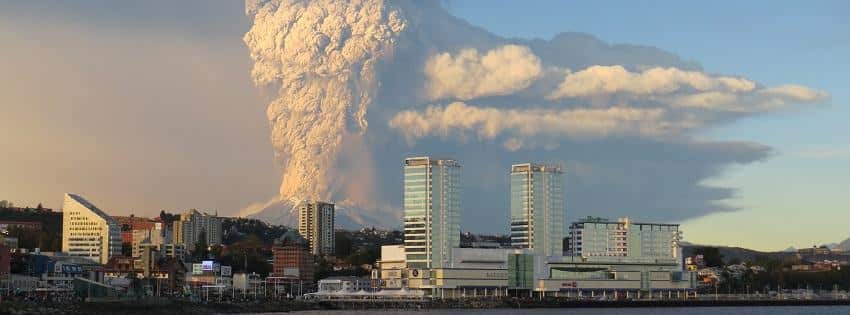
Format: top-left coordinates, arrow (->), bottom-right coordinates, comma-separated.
759,84 -> 829,102
389,102 -> 696,150
548,65 -> 756,99
547,65 -> 827,113
424,45 -> 542,100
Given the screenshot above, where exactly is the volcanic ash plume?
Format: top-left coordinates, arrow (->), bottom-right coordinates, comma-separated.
243,0 -> 406,216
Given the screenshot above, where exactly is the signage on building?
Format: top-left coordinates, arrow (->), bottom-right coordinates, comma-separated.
220,265 -> 232,277
561,281 -> 578,288
202,260 -> 214,271
60,264 -> 83,274
192,263 -> 204,275
283,267 -> 299,277
153,272 -> 169,279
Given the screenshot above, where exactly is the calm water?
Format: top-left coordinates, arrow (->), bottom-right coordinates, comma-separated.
273,306 -> 850,315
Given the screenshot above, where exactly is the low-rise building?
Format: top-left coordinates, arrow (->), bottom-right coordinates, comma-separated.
233,272 -> 263,295
318,276 -> 372,292
566,217 -> 682,261
272,230 -> 315,282
0,220 -> 42,233
376,236 -> 696,298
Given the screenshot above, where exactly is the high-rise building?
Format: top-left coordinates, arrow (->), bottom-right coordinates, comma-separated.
566,217 -> 682,259
61,193 -> 122,264
403,156 -> 461,269
509,163 -> 565,257
297,201 -> 335,256
173,209 -> 222,251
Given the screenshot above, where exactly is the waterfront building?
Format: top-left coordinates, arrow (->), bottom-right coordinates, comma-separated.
507,253 -> 695,298
566,217 -> 682,260
233,272 -> 264,294
272,230 -> 315,282
61,193 -> 122,264
317,276 -> 372,292
173,209 -> 222,250
375,244 -> 695,298
509,163 -> 565,257
403,156 -> 461,269
297,201 -> 335,256
375,245 -> 407,288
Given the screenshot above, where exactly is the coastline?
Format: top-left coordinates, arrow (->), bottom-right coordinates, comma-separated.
4,298 -> 850,314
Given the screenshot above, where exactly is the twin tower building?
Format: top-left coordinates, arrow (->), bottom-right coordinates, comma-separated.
403,156 -> 564,269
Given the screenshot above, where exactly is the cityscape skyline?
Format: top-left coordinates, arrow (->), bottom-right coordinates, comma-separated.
1,1 -> 847,252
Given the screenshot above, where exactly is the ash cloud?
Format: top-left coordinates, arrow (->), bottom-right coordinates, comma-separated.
242,0 -> 827,230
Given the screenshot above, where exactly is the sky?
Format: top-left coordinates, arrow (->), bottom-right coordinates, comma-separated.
447,0 -> 850,250
1,1 -> 847,251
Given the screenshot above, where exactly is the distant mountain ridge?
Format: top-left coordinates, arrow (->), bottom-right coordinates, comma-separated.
682,244 -> 795,264
246,199 -> 401,230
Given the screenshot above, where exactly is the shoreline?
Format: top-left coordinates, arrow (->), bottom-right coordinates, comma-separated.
5,298 -> 850,314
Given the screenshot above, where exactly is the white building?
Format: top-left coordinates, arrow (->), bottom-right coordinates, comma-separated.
509,163 -> 565,257
403,157 -> 461,269
318,276 -> 372,293
173,209 -> 222,250
566,217 -> 682,260
297,201 -> 335,256
132,222 -> 164,258
61,193 -> 122,265
160,243 -> 186,261
233,273 -> 263,294
375,245 -> 695,298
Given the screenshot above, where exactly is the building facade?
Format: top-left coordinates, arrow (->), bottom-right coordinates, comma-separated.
131,222 -> 164,258
61,194 -> 122,264
173,209 -> 222,250
297,201 -> 335,256
317,276 -> 372,292
272,245 -> 314,281
113,216 -> 155,245
566,217 -> 682,260
272,230 -> 315,281
509,163 -> 565,257
403,157 -> 461,269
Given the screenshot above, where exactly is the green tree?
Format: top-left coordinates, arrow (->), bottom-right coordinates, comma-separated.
193,230 -> 209,262
694,247 -> 724,267
335,231 -> 353,257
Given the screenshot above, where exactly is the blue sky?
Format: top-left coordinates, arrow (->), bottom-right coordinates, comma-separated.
449,0 -> 850,250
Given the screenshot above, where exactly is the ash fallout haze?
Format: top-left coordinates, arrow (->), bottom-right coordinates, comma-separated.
1,0 -> 846,251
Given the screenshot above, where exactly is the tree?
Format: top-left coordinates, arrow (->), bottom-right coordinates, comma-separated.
193,230 -> 209,262
335,231 -> 353,257
694,247 -> 724,267
122,242 -> 133,257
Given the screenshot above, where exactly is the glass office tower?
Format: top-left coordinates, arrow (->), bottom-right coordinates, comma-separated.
403,156 -> 461,269
510,163 -> 565,257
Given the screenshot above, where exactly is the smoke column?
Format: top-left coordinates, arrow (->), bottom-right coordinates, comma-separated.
243,0 -> 405,216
